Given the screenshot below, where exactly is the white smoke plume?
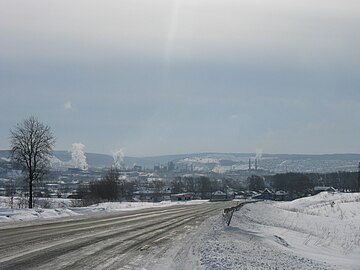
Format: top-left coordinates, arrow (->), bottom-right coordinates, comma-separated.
113,149 -> 125,170
255,148 -> 263,160
71,143 -> 88,170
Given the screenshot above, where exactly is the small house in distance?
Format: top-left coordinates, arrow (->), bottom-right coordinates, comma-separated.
170,193 -> 193,201
314,186 -> 336,194
274,190 -> 289,201
253,188 -> 273,200
210,190 -> 232,201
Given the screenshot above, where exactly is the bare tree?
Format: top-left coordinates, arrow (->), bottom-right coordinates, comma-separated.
10,116 -> 55,208
247,175 -> 265,192
89,168 -> 120,202
152,180 -> 165,202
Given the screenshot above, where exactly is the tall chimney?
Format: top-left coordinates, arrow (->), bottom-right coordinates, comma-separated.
357,162 -> 360,192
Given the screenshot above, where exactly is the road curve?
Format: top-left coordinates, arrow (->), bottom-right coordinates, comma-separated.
0,201 -> 235,270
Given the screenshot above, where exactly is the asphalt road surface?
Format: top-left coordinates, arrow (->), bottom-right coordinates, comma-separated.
0,201 -> 235,270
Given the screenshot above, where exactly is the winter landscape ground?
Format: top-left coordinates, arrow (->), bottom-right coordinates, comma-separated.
132,192 -> 360,270
0,192 -> 359,269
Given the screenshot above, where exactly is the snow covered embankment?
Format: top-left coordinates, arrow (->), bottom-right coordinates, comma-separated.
146,193 -> 359,270
234,192 -> 360,270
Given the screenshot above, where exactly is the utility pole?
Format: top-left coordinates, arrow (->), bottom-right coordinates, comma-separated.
358,162 -> 360,192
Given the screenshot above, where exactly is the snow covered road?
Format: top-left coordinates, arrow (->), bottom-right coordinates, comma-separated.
0,202 -> 236,269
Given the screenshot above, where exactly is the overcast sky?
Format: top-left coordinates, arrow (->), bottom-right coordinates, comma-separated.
1,0 -> 360,156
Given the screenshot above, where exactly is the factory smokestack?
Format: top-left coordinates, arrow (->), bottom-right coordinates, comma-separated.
358,162 -> 360,192
255,158 -> 258,171
249,158 -> 251,171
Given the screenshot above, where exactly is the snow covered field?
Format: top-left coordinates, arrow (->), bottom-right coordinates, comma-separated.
140,192 -> 360,270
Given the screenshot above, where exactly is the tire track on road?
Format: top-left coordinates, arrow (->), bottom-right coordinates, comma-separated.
0,202 -> 235,270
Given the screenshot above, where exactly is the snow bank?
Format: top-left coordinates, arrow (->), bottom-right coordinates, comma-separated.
277,192 -> 360,218
0,196 -> 74,209
238,192 -> 360,269
0,208 -> 80,222
0,197 -> 208,223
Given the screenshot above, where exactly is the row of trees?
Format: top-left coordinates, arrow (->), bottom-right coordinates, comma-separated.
87,174 -> 243,202
248,171 -> 359,199
271,173 -> 313,198
307,171 -> 359,192
170,176 -> 244,199
88,174 -> 236,202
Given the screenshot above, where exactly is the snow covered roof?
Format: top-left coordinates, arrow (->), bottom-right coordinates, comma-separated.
314,186 -> 336,192
171,193 -> 193,197
275,190 -> 289,195
212,190 -> 226,196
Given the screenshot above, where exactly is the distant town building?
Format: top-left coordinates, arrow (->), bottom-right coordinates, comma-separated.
210,190 -> 230,201
314,186 -> 336,194
133,165 -> 142,172
170,193 -> 193,201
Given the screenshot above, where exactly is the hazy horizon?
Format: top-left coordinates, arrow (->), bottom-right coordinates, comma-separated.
1,0 -> 359,157
2,148 -> 360,158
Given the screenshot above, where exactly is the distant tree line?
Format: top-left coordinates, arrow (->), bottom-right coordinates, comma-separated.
307,171 -> 359,192
247,171 -> 359,200
85,168 -> 134,204
170,176 -> 244,199
269,173 -> 313,199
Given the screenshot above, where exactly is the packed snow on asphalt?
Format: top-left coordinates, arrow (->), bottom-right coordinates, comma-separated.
1,192 -> 359,270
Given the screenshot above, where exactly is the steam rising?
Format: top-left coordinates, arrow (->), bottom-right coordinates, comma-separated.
113,149 -> 125,170
71,143 -> 88,170
255,148 -> 263,160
